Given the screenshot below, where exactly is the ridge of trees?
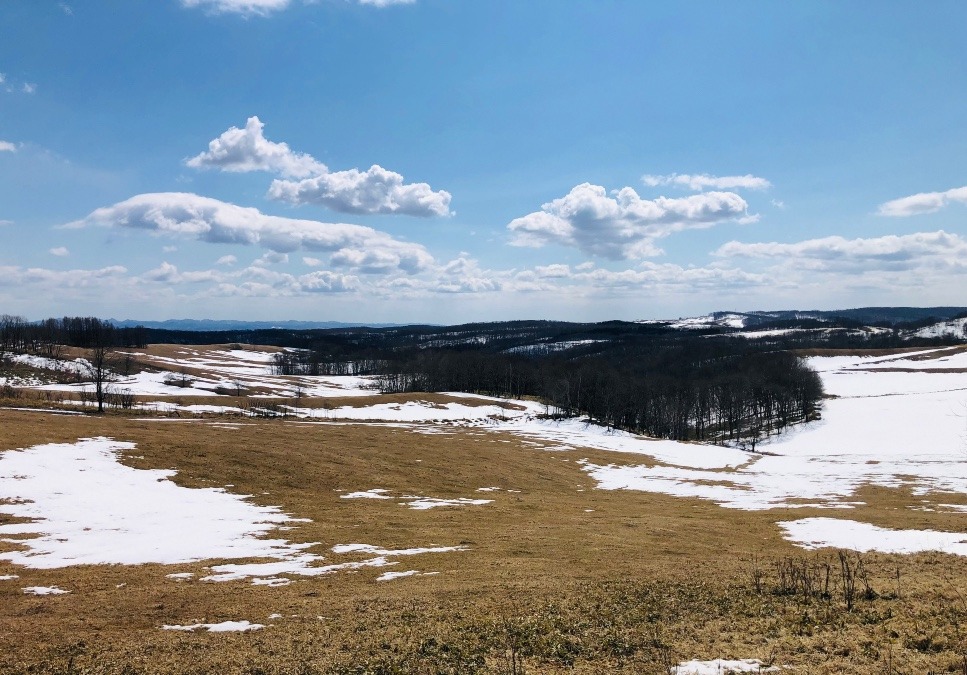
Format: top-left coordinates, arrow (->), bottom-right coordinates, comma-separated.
273,331 -> 825,447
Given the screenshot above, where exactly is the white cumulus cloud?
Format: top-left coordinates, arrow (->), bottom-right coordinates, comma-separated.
298,270 -> 358,293
65,192 -> 433,274
269,164 -> 452,217
642,173 -> 771,192
186,116 -> 325,178
508,182 -> 749,259
0,141 -> 16,152
188,116 -> 451,217
877,186 -> 967,217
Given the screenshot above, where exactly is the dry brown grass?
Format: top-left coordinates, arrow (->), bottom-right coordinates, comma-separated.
2,393 -> 967,672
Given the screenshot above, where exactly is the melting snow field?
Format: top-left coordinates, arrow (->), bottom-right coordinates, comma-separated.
0,438 -> 302,569
569,351 -> 967,554
4,346 -> 967,569
0,437 -> 464,584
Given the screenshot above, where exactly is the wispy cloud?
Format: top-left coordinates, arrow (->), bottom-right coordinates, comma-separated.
877,186 -> 967,217
181,0 -> 416,17
0,73 -> 37,96
49,247 -> 70,257
642,173 -> 771,192
188,117 -> 452,217
180,0 -> 291,17
65,192 -> 434,274
714,230 -> 967,272
508,182 -> 749,259
0,141 -> 16,153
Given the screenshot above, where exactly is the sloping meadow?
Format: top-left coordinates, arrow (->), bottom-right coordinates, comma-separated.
2,346 -> 967,672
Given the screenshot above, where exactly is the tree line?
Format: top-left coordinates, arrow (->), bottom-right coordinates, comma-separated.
289,335 -> 824,447
0,315 -> 147,358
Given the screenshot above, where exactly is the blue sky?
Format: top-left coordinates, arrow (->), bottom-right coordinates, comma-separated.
2,0 -> 967,323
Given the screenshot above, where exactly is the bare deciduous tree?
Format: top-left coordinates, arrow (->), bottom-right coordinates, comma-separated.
83,322 -> 116,414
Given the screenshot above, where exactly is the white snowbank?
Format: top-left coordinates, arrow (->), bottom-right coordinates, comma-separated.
778,518 -> 967,555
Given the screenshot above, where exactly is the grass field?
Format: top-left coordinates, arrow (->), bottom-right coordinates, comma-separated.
3,347 -> 967,674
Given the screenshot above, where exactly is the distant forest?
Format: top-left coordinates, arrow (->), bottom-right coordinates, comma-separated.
4,310 -> 966,446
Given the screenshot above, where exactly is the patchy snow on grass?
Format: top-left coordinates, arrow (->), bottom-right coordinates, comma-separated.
330,544 -> 465,556
0,437 -> 468,585
0,574 -> 19,580
295,400 -> 529,423
166,572 -> 194,581
494,417 -> 750,470
22,586 -> 69,595
908,318 -> 967,340
0,438 -> 305,569
340,489 -> 392,500
199,543 -> 464,583
670,658 -> 778,674
778,518 -> 967,555
8,353 -> 89,375
336,489 -> 494,510
162,620 -> 264,632
375,570 -> 421,581
402,497 -> 493,510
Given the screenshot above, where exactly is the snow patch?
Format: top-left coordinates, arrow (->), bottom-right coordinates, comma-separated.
376,570 -> 420,581
778,518 -> 967,555
402,497 -> 493,510
670,659 -> 778,674
340,489 -> 392,500
162,620 -> 264,632
22,586 -> 69,595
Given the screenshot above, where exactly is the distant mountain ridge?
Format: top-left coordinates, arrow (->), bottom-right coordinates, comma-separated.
109,307 -> 967,332
108,319 -> 402,331
712,307 -> 967,327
